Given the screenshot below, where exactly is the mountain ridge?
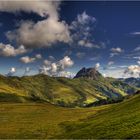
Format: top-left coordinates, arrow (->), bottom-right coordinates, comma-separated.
119,77 -> 140,88
0,68 -> 139,107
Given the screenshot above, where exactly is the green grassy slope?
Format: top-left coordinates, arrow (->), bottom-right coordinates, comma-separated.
0,93 -> 140,139
0,74 -> 138,106
56,92 -> 140,139
0,102 -> 109,139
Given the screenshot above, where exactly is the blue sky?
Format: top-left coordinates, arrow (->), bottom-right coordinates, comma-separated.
0,1 -> 140,78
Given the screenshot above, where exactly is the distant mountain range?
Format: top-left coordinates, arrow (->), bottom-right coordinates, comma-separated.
119,77 -> 140,88
0,67 -> 139,107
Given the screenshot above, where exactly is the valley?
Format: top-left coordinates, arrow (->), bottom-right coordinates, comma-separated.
0,92 -> 140,139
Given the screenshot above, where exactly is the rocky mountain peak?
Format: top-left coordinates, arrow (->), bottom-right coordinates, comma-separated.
74,67 -> 103,80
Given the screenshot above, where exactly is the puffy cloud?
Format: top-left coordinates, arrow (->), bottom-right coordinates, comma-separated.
0,43 -> 27,57
20,56 -> 36,63
78,40 -> 86,46
111,47 -> 123,53
137,61 -> 140,65
95,62 -> 100,70
134,46 -> 140,51
59,56 -> 74,70
5,1 -> 71,48
20,53 -> 43,64
39,65 -> 50,75
110,47 -> 123,57
40,56 -> 74,77
44,56 -> 74,70
108,61 -> 114,66
39,65 -> 74,78
6,18 -> 71,48
35,54 -> 42,59
124,65 -> 140,77
77,11 -> 96,25
0,0 -> 60,18
51,63 -> 58,73
7,67 -> 16,76
78,40 -> 100,48
70,11 -> 96,30
76,52 -> 85,58
70,11 -> 102,49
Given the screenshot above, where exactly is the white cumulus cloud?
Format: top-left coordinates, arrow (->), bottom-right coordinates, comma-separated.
124,65 -> 140,77
7,67 -> 16,76
0,0 -> 60,18
35,54 -> 42,59
59,56 -> 74,70
111,47 -> 123,53
0,43 -> 27,57
95,62 -> 100,70
4,1 -> 71,48
134,46 -> 140,51
137,61 -> 140,65
110,47 -> 123,57
20,56 -> 36,63
40,56 -> 74,77
70,11 -> 102,49
6,18 -> 71,48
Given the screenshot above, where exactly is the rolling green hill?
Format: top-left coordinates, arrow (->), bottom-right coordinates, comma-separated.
55,91 -> 140,139
0,91 -> 140,139
0,69 -> 138,107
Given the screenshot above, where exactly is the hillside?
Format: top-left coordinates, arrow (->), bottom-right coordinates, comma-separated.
0,68 -> 138,107
0,91 -> 140,139
55,91 -> 140,139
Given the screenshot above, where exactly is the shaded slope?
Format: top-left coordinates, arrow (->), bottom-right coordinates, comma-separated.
120,77 -> 140,88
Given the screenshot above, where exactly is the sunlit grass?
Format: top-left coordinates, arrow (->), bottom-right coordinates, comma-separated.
0,102 -> 109,139
56,94 -> 140,139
